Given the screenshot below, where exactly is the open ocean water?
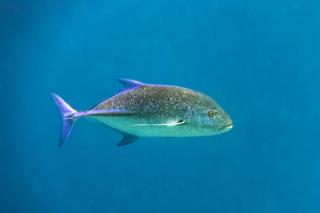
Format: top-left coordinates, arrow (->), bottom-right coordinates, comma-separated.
1,0 -> 320,212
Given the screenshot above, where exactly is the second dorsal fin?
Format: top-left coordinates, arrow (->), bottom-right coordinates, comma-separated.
117,78 -> 144,89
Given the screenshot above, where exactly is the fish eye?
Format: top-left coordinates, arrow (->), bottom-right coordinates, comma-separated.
208,110 -> 218,118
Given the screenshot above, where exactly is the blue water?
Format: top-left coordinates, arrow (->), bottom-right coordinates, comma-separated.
1,0 -> 320,212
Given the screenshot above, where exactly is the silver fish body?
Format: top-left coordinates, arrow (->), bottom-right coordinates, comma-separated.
52,79 -> 232,146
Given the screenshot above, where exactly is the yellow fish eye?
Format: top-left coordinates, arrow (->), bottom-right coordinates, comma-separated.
208,110 -> 218,117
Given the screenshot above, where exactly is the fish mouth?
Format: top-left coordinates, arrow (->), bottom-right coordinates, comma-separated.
218,123 -> 233,131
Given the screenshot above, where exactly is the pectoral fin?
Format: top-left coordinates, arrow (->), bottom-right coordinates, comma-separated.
133,119 -> 185,127
117,134 -> 138,146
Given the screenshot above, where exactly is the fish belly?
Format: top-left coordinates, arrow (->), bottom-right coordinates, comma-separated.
91,116 -> 194,137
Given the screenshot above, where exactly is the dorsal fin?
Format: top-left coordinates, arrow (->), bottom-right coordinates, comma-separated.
117,78 -> 144,89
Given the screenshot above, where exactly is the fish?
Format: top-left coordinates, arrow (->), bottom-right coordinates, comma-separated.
51,78 -> 233,147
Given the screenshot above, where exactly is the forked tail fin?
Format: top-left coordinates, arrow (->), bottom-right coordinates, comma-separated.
51,93 -> 78,147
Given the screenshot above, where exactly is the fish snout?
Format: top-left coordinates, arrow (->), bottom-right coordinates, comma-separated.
218,116 -> 233,132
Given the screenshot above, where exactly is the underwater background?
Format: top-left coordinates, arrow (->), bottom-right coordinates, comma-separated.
1,0 -> 320,212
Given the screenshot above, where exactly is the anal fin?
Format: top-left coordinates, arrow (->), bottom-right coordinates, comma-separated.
117,134 -> 138,146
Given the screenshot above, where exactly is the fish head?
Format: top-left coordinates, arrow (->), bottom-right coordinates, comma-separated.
185,94 -> 233,135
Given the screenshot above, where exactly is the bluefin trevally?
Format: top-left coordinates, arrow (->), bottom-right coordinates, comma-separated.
52,78 -> 233,147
